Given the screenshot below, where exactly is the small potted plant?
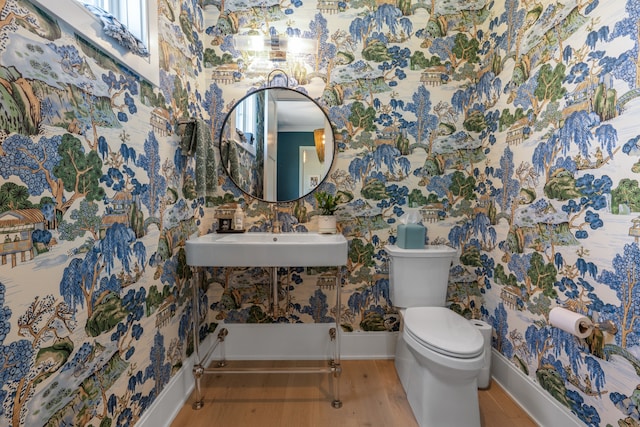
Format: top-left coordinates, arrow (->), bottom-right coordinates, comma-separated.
314,191 -> 339,234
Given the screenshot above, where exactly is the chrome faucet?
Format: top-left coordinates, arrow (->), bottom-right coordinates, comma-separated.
270,204 -> 281,233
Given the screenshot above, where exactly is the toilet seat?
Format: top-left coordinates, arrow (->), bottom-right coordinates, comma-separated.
403,307 -> 484,359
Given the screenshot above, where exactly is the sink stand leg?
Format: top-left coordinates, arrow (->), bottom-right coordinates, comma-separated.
331,269 -> 343,409
192,363 -> 204,409
192,267 -> 204,409
330,328 -> 343,408
271,267 -> 278,317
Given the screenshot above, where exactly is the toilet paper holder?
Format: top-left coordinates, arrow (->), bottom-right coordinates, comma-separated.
552,306 -> 618,359
560,306 -> 618,336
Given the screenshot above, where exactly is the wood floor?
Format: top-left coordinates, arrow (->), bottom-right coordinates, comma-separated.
171,359 -> 538,427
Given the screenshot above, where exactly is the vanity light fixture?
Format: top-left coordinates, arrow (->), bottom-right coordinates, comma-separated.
314,128 -> 325,163
234,34 -> 317,63
234,34 -> 264,52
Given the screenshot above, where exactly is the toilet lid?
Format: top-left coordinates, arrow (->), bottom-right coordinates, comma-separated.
404,307 -> 484,358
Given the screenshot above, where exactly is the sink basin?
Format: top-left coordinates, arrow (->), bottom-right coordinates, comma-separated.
185,232 -> 348,267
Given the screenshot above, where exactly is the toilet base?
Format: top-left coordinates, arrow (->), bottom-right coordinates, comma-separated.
395,333 -> 482,427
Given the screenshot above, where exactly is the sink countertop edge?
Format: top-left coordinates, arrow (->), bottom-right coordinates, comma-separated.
185,232 -> 348,267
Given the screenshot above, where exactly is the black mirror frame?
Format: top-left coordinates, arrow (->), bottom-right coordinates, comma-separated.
218,87 -> 335,203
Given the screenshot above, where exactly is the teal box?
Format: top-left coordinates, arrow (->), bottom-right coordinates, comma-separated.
397,223 -> 425,249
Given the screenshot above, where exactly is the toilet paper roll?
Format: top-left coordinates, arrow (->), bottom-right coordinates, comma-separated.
471,320 -> 492,389
549,307 -> 594,339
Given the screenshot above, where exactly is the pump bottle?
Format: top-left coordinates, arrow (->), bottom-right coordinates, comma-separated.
233,205 -> 244,230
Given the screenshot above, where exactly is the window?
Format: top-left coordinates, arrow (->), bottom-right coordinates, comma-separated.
30,0 -> 159,86
232,95 -> 257,155
236,95 -> 256,135
81,0 -> 147,46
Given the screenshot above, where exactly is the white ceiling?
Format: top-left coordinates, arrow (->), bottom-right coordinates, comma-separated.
277,100 -> 326,132
271,89 -> 326,132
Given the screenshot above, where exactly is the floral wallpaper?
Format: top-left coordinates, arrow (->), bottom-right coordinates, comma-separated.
0,0 -> 205,425
0,0 -> 640,426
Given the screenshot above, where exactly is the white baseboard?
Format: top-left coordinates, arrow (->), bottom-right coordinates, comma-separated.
490,349 -> 583,427
135,332 -> 218,427
217,323 -> 397,360
340,329 -> 397,359
138,327 -> 584,427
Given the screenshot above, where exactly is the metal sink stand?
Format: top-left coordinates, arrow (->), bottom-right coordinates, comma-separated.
190,266 -> 343,410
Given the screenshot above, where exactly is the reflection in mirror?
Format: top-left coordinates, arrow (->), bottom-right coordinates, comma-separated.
220,88 -> 334,202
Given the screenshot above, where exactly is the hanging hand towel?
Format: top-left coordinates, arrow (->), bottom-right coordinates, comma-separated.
181,118 -> 217,199
226,140 -> 240,183
179,120 -> 197,156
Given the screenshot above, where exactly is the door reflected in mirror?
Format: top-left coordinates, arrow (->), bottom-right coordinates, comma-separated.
219,87 -> 334,203
300,147 -> 323,196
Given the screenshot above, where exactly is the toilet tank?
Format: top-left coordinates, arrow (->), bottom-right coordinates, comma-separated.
385,244 -> 457,308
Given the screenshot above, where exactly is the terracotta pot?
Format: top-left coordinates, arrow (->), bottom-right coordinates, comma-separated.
317,215 -> 337,234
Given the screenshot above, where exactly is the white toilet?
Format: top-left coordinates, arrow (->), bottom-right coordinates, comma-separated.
386,244 -> 485,427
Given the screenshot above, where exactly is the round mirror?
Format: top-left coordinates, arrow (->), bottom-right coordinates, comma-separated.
219,87 -> 335,202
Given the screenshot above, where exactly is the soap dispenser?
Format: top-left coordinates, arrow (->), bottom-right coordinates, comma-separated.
233,205 -> 245,231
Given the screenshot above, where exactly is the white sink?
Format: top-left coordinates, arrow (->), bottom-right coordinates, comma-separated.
185,232 -> 348,267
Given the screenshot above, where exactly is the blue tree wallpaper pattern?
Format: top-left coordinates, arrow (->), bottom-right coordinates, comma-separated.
0,0 -> 640,425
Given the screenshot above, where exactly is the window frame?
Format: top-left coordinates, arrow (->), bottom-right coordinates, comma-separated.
235,95 -> 256,135
30,0 -> 160,86
83,0 -> 147,46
